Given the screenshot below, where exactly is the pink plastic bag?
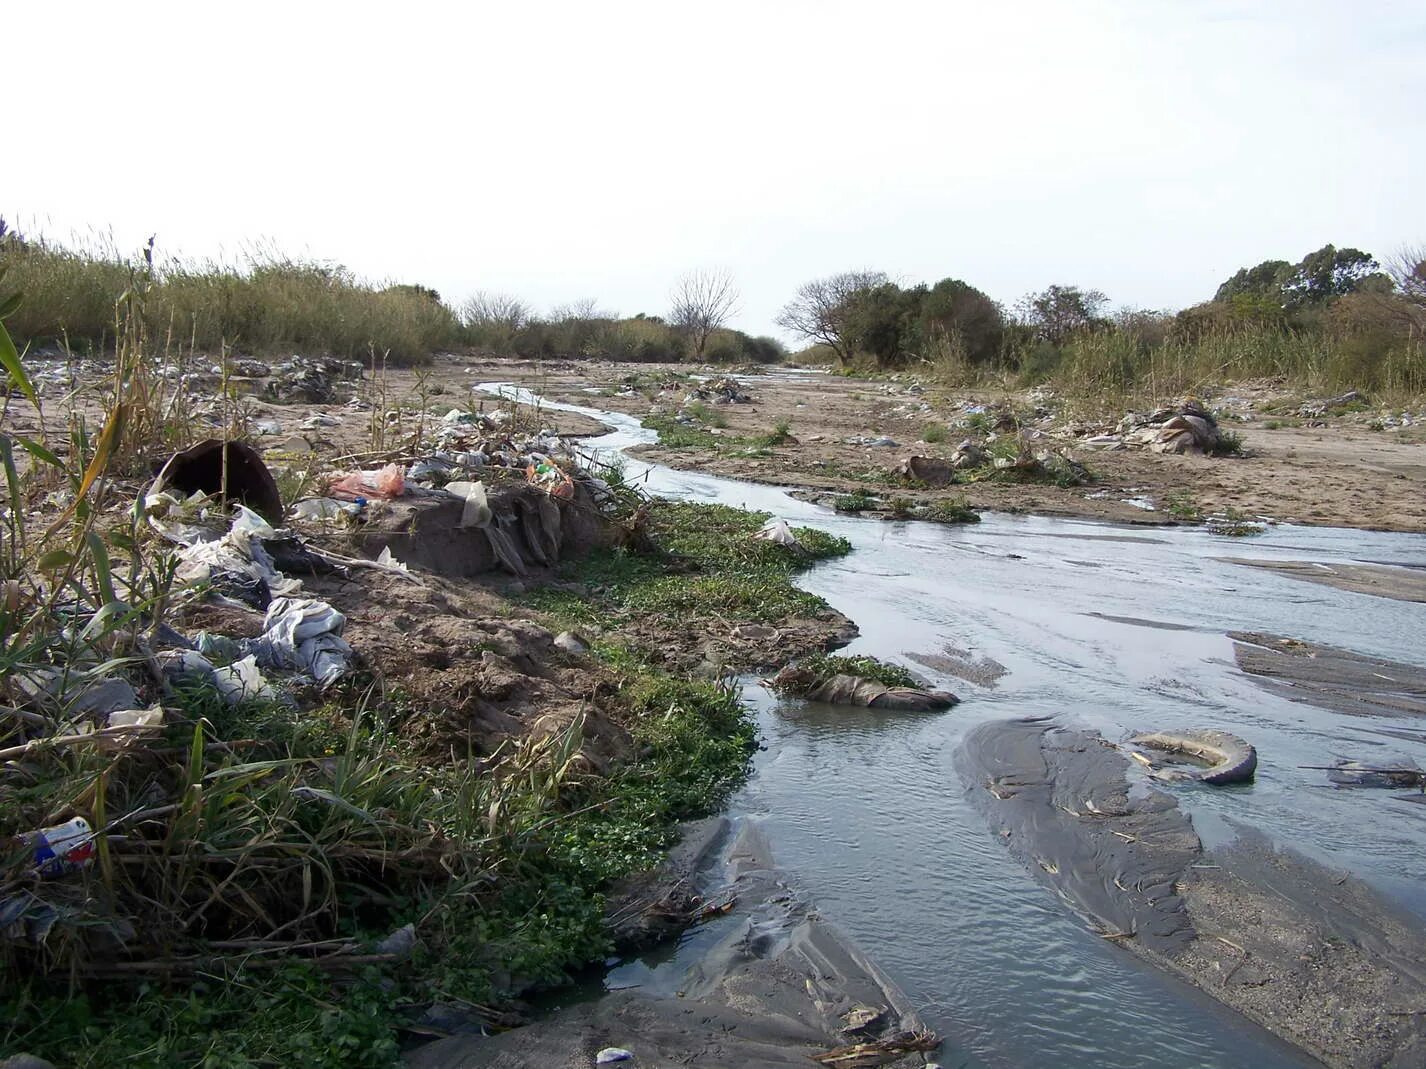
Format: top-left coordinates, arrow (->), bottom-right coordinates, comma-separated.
328,464 -> 407,500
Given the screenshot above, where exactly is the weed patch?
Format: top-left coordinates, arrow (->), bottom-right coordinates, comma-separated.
524,500 -> 850,635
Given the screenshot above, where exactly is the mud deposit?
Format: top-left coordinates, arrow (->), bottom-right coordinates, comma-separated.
959,719 -> 1426,1068
432,388 -> 1426,1069
411,824 -> 931,1069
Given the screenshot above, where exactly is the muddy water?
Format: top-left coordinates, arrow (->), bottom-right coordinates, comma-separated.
486,385 -> 1426,1069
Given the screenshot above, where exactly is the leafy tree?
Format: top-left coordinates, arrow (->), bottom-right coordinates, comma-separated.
384,282 -> 443,303
1213,260 -> 1294,303
842,282 -> 925,366
1282,244 -> 1385,307
918,278 -> 1003,363
775,270 -> 888,364
1021,284 -> 1109,345
1214,245 -> 1387,310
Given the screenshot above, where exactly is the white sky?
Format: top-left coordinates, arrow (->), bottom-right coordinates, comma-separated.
10,0 -> 1425,339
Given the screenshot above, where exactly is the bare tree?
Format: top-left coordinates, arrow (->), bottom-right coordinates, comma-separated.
549,297 -> 613,323
669,268 -> 739,360
1389,244 -> 1426,306
461,291 -> 531,330
775,270 -> 887,364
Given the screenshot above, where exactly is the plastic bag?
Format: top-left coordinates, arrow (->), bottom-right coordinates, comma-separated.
213,655 -> 278,704
328,463 -> 406,501
448,480 -> 492,528
752,518 -> 800,548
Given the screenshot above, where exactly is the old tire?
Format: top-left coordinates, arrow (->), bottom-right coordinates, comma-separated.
1130,729 -> 1258,785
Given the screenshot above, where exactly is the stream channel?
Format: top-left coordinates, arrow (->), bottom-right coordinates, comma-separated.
485,383 -> 1426,1069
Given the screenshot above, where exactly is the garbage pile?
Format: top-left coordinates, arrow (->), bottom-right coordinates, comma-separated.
1116,399 -> 1227,455
685,376 -> 751,405
988,440 -> 1091,484
899,435 -> 1087,487
263,355 -> 363,405
1298,389 -> 1363,419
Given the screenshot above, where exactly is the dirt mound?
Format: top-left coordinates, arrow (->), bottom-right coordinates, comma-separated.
302,569 -> 633,768
354,481 -> 619,579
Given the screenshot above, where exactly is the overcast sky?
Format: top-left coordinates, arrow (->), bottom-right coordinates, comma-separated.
10,0 -> 1425,339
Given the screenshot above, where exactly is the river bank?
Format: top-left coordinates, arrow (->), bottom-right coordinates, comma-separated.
468,356 -> 1426,534
6,355 -> 1426,1068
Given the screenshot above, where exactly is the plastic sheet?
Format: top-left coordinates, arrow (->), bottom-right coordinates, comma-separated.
251,597 -> 354,687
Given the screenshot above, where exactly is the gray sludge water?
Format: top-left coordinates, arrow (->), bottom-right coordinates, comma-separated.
483,385 -> 1426,1069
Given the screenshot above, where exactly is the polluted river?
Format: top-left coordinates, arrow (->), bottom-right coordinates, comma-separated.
485,384 -> 1426,1069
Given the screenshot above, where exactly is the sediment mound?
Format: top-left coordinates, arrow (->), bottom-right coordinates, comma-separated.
958,717 -> 1426,1069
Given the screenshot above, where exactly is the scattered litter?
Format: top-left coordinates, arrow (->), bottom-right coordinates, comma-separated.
375,546 -> 408,572
684,376 -> 750,404
375,923 -> 419,960
151,439 -> 285,526
102,707 -> 165,749
1308,760 -> 1425,791
176,506 -> 302,602
254,420 -> 282,435
213,655 -> 278,705
898,455 -> 954,487
447,480 -> 492,528
24,817 -> 95,878
595,1049 -> 634,1065
526,461 -> 575,500
768,665 -> 958,712
291,497 -> 362,522
156,649 -> 220,688
1129,729 -> 1257,786
1118,400 -> 1227,456
195,631 -> 243,663
553,631 -> 590,655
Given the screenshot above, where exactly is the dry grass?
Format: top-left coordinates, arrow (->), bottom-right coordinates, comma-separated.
2,235 -> 459,365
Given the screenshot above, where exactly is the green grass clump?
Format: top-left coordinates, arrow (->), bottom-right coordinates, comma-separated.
1206,507 -> 1266,537
833,489 -> 876,513
1164,490 -> 1203,521
641,414 -> 719,450
775,652 -> 918,695
2,653 -> 759,1068
1211,428 -> 1244,455
751,418 -> 794,448
919,497 -> 980,524
922,423 -> 948,444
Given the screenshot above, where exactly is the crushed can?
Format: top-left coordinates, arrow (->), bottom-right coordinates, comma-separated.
26,817 -> 96,877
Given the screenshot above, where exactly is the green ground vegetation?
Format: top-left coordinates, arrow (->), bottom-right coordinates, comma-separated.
639,414 -> 798,457
523,500 -> 851,635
